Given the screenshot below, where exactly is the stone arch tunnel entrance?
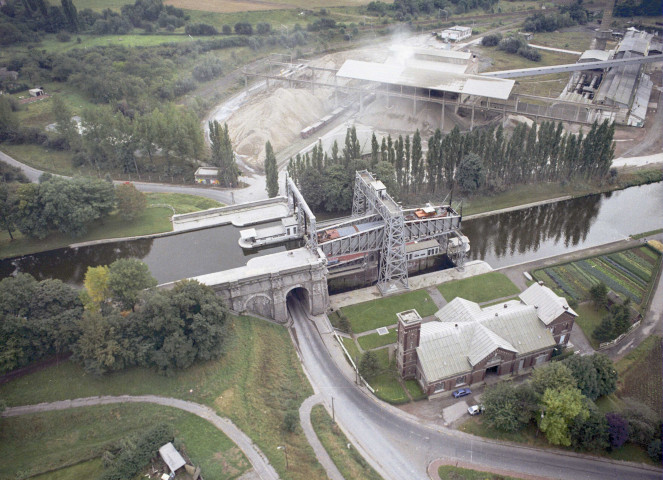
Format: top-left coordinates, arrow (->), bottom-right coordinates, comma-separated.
286,286 -> 311,314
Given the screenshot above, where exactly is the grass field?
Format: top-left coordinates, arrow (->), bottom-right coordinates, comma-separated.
356,329 -> 397,350
310,405 -> 383,480
0,191 -> 221,260
615,335 -> 663,417
574,303 -> 609,350
340,289 -> 438,333
529,29 -> 594,52
0,316 -> 323,480
437,465 -> 523,480
31,460 -> 103,480
0,206 -> 173,259
145,192 -> 222,213
438,272 -> 520,304
533,246 -> 662,307
0,403 -> 250,480
341,336 -> 361,364
404,379 -> 426,401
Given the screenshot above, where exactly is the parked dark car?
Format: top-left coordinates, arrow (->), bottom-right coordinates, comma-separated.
452,388 -> 472,398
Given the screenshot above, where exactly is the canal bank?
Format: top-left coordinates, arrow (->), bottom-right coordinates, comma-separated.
1,182 -> 661,287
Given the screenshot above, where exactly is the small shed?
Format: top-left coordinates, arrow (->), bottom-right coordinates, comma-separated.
159,442 -> 186,474
518,32 -> 533,41
29,88 -> 45,97
194,166 -> 220,185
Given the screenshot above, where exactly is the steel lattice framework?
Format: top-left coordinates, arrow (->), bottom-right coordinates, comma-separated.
286,176 -> 318,251
287,171 -> 468,295
352,171 -> 409,294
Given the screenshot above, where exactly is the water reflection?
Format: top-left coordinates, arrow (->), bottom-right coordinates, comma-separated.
1,182 -> 661,284
464,182 -> 662,268
0,222 -> 294,286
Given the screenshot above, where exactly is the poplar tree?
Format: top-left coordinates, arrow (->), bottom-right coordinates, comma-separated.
264,141 -> 279,198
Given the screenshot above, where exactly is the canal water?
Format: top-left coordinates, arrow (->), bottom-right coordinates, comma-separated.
0,223 -> 296,285
1,182 -> 661,285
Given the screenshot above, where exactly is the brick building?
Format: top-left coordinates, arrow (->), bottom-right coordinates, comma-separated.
396,282 -> 577,398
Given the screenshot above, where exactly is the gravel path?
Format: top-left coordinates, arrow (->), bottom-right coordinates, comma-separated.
299,394 -> 344,480
2,395 -> 279,480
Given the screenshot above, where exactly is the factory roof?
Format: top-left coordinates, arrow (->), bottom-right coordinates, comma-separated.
417,298 -> 555,381
617,29 -> 652,56
337,59 -> 514,100
578,49 -> 612,63
595,51 -> 641,107
519,282 -> 577,325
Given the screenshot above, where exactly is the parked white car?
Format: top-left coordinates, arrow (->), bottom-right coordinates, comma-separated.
468,405 -> 483,415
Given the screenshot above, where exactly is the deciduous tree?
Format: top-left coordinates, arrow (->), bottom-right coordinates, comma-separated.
539,386 -> 588,446
107,258 -> 157,311
116,182 -> 146,221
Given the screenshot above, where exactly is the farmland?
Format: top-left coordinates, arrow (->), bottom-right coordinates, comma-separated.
533,245 -> 662,308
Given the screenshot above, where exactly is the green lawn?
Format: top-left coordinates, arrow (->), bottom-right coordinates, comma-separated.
371,372 -> 409,404
0,316 -> 323,480
0,206 -> 173,259
0,193 -> 222,259
438,272 -> 520,304
438,465 -> 524,480
404,379 -> 426,401
310,405 -> 383,480
31,460 -> 103,480
0,403 -> 249,480
357,329 -> 397,350
341,337 -> 361,365
574,303 -> 608,350
340,289 -> 437,333
146,192 -> 222,214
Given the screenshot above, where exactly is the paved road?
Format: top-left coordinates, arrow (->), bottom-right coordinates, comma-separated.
2,395 -> 278,480
288,299 -> 662,480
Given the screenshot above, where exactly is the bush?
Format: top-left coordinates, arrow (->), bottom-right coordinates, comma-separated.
282,410 -> 299,433
222,24 -> 232,35
56,31 -> 71,42
100,423 -> 174,480
518,46 -> 541,62
481,33 -> 501,46
185,23 -> 218,36
256,22 -> 271,35
192,57 -> 223,81
234,22 -> 253,35
648,439 -> 662,462
498,35 -> 526,54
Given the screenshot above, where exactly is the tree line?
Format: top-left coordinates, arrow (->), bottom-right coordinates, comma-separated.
0,174 -> 147,241
482,356 -> 662,462
286,120 -> 615,213
286,126 -> 400,213
0,259 -> 229,376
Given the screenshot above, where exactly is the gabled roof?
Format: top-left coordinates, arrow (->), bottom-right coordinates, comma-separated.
519,283 -> 577,325
418,297 -> 556,383
467,323 -> 517,366
434,297 -> 482,323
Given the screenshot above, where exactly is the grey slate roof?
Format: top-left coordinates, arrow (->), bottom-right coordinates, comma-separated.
418,297 -> 556,383
519,283 -> 577,325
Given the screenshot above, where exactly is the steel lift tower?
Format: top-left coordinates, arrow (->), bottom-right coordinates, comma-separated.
352,170 -> 409,294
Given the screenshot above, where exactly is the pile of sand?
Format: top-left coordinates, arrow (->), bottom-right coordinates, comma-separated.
226,86 -> 332,169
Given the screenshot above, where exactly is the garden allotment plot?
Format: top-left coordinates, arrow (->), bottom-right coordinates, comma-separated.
534,245 -> 662,307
